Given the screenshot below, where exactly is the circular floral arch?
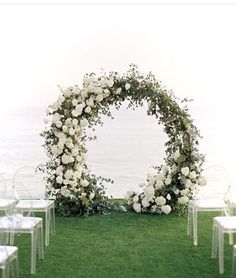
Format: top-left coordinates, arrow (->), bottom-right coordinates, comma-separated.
41,65 -> 204,217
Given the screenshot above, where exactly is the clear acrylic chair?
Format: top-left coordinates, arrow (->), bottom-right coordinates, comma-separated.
13,166 -> 55,246
0,219 -> 19,278
0,180 -> 17,216
0,181 -> 44,274
187,165 -> 231,245
211,204 -> 236,274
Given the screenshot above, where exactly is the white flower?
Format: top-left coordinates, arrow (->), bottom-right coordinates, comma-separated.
80,179 -> 89,187
96,94 -> 104,103
62,125 -> 68,133
80,118 -> 89,128
89,192 -> 95,200
68,128 -> 75,136
133,202 -> 141,213
107,78 -> 114,88
142,197 -> 150,208
64,169 -> 73,180
172,151 -> 180,161
161,205 -> 172,214
155,180 -> 164,189
148,176 -> 155,187
72,99 -> 78,106
85,106 -> 92,114
56,166 -> 63,175
155,196 -> 166,206
56,176 -> 63,184
74,171 -> 82,179
133,195 -> 139,203
181,167 -> 190,176
52,113 -> 61,123
125,83 -> 131,90
71,147 -> 79,157
72,119 -> 78,126
171,164 -> 177,173
166,194 -> 171,200
174,188 -> 180,195
151,205 -> 158,213
61,154 -> 71,164
198,176 -> 207,186
178,196 -> 189,205
189,171 -> 197,180
164,177 -> 172,186
63,88 -> 73,98
144,186 -> 155,198
60,186 -> 71,198
180,189 -> 189,196
185,178 -> 192,188
115,88 -> 122,94
86,98 -> 95,107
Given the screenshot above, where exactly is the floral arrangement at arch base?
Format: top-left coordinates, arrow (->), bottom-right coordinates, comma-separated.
41,64 -> 204,217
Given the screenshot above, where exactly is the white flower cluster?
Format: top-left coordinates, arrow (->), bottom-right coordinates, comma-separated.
43,72 -> 132,203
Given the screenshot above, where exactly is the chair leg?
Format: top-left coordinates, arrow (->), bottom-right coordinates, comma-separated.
51,205 -> 56,236
45,210 -> 50,246
37,224 -> 44,260
187,203 -> 192,236
232,246 -> 236,276
193,208 -> 198,246
219,228 -> 224,274
212,221 -> 218,259
31,229 -> 37,274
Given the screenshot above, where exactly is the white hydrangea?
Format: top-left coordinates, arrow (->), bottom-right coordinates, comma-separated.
133,195 -> 139,203
189,171 -> 197,180
161,205 -> 172,214
181,167 -> 190,176
133,202 -> 141,213
60,186 -> 71,198
56,176 -> 63,184
80,179 -> 89,187
144,186 -> 155,198
178,196 -> 189,204
155,180 -> 164,189
80,118 -> 89,128
142,197 -> 150,208
155,196 -> 166,206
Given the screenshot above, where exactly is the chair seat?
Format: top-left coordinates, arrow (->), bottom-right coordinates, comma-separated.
192,198 -> 226,209
0,246 -> 17,265
0,215 -> 42,230
16,199 -> 54,210
0,199 -> 17,208
214,216 -> 236,230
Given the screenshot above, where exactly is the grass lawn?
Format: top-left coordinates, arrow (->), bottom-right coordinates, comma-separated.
12,211 -> 234,278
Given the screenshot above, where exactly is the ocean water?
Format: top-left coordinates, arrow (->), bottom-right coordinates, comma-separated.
0,105 -> 167,197
0,105 -> 234,198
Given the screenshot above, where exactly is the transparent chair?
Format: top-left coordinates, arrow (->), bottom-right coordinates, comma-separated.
0,182 -> 44,274
187,165 -> 231,245
0,180 -> 17,216
13,166 -> 55,246
0,219 -> 19,278
211,204 -> 236,274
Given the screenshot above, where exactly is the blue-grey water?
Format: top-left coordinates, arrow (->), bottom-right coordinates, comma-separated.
0,105 -> 234,197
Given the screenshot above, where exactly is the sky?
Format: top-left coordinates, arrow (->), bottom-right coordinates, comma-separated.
0,1 -> 236,178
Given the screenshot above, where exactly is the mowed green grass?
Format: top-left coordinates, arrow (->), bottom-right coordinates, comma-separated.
12,212 -> 234,278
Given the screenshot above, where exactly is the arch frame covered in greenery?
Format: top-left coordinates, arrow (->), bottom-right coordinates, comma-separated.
41,65 -> 204,216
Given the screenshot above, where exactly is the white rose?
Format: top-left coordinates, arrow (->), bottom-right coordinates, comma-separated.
62,125 -> 68,133
198,176 -> 207,186
174,188 -> 180,195
172,151 -> 180,161
144,186 -> 155,198
60,186 -> 71,198
96,94 -> 103,103
63,88 -> 73,98
86,98 -> 94,107
161,205 -> 172,214
155,180 -> 164,189
72,99 -> 78,106
64,169 -> 73,180
142,197 -> 150,208
56,176 -> 63,184
133,202 -> 141,213
72,119 -> 78,126
185,178 -> 192,188
85,106 -> 92,114
80,179 -> 89,187
115,88 -> 122,94
189,171 -> 197,180
71,147 -> 79,157
69,128 -> 75,136
164,177 -> 172,186
89,192 -> 95,200
181,167 -> 190,176
80,119 -> 89,128
166,194 -> 171,200
107,79 -> 114,88
178,196 -> 189,204
133,195 -> 139,203
155,196 -> 166,206
125,83 -> 131,90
